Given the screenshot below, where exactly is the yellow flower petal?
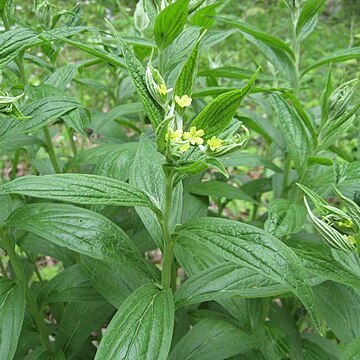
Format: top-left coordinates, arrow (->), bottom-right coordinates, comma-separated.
207,136 -> 223,151
180,142 -> 190,152
175,94 -> 192,108
158,84 -> 168,96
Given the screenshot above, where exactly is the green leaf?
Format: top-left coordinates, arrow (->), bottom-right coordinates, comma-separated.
265,199 -> 306,237
296,0 -> 326,39
191,73 -> 257,139
314,282 -> 360,343
174,262 -> 288,308
302,47 -> 360,75
6,203 -> 151,266
55,301 -> 114,359
21,96 -> 80,133
271,93 -> 310,175
95,284 -> 174,360
187,180 -> 257,203
168,317 -> 260,360
44,64 -> 79,90
55,36 -> 126,68
130,135 -> 182,247
37,264 -> 103,304
80,255 -> 157,308
216,17 -> 295,80
2,173 -> 155,209
190,2 -> 221,28
105,21 -> 164,128
174,30 -> 205,100
342,337 -> 360,360
0,278 -> 25,360
0,27 -> 39,69
0,193 -> 11,226
154,0 -> 189,48
177,217 -> 321,332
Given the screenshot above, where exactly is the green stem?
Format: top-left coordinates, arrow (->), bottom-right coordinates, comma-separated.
0,255 -> 8,278
66,125 -> 78,156
282,154 -> 291,198
161,172 -> 175,289
43,127 -> 61,173
0,228 -> 52,352
10,149 -> 21,180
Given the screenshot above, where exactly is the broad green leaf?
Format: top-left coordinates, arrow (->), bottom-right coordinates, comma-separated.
95,284 -> 174,360
2,173 -> 155,209
0,193 -> 11,225
174,262 -> 289,308
314,282 -> 360,343
130,135 -> 183,247
0,133 -> 44,153
43,64 -> 79,90
296,0 -> 326,39
154,0 -> 189,48
216,17 -> 295,80
37,264 -> 104,304
6,203 -> 152,266
178,217 -> 321,331
191,74 -> 257,139
65,143 -> 138,181
271,93 -> 310,175
190,2 -> 220,28
302,334 -> 341,360
80,255 -> 157,308
168,317 -> 260,360
265,199 -> 306,237
187,180 -> 257,203
302,47 -> 360,75
198,66 -> 275,81
294,248 -> 360,289
0,278 -> 25,360
221,152 -> 282,173
55,301 -> 114,359
342,337 -> 360,360
21,96 -> 80,133
0,28 -> 39,69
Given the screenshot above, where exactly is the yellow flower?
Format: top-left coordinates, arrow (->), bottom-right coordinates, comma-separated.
175,94 -> 192,108
183,126 -> 204,145
165,129 -> 183,142
158,84 -> 172,96
179,142 -> 190,152
207,136 -> 223,151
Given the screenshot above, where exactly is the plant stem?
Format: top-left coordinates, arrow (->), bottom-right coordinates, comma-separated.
10,149 -> 21,180
43,127 -> 61,173
66,125 -> 78,156
0,228 -> 52,352
161,172 -> 175,289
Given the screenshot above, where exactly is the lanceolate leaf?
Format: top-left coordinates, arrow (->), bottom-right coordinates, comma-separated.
0,278 -> 25,360
216,17 -> 296,80
191,73 -> 257,139
0,27 -> 39,69
154,0 -> 189,49
296,0 -> 326,38
21,96 -> 80,133
174,30 -> 205,98
168,317 -> 260,360
302,47 -> 360,75
177,217 -> 321,331
2,174 -> 155,209
5,203 -> 152,266
271,93 -> 310,175
174,262 -> 289,308
95,284 -> 174,360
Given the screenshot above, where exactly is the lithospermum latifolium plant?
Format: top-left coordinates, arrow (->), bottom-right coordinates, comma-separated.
1,0 -> 360,359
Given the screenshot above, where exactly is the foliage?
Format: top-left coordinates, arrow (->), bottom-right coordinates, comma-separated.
0,0 -> 359,359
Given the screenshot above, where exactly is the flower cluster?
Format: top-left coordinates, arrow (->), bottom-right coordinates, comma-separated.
302,185 -> 360,253
165,125 -> 224,154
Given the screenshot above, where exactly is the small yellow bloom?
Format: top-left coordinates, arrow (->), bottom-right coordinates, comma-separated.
179,142 -> 190,152
158,84 -> 168,95
348,235 -> 356,244
207,136 -> 223,151
175,94 -> 192,108
165,129 -> 183,142
183,126 -> 204,145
